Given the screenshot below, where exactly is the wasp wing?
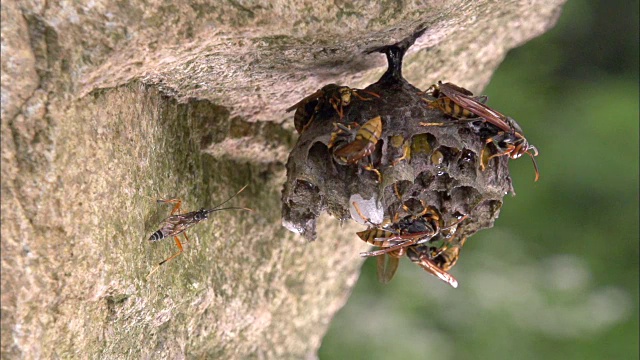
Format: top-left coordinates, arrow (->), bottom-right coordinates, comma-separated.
439,82 -> 475,96
155,212 -> 201,238
377,254 -> 400,284
438,83 -> 513,134
285,89 -> 325,112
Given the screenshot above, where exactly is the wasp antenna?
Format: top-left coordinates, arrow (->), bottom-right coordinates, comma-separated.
205,206 -> 253,214
210,185 -> 249,210
139,194 -> 157,201
528,152 -> 540,182
146,266 -> 161,280
442,214 -> 469,230
351,202 -> 367,221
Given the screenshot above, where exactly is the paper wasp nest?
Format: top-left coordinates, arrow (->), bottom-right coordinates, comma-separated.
281,34 -> 514,251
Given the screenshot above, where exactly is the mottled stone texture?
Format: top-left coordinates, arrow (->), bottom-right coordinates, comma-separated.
1,0 -> 565,358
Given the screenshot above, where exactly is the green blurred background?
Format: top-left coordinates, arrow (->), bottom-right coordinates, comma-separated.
320,0 -> 639,359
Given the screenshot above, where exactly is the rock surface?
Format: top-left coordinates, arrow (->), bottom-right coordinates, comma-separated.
1,0 -> 565,358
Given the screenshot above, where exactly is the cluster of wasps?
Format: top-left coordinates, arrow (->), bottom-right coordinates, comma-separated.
353,192 -> 469,287
282,36 -> 538,288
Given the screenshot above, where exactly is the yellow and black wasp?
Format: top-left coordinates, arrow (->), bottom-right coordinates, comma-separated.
286,84 -> 380,134
329,116 -> 384,181
421,81 -> 539,181
353,199 -> 467,287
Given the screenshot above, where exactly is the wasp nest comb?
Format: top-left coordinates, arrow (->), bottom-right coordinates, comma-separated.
281,30 -> 537,286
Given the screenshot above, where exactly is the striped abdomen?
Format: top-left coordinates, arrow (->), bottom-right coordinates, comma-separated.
356,227 -> 396,247
428,97 -> 479,119
147,213 -> 195,242
333,116 -> 382,164
148,229 -> 166,242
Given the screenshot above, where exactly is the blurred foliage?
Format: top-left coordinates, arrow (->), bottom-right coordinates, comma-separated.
319,0 -> 639,359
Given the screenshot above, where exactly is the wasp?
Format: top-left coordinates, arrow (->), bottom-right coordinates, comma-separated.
353,194 -> 465,287
421,81 -> 540,181
361,240 -> 460,287
329,116 -> 383,180
422,82 -> 488,119
355,200 -> 467,259
355,226 -> 422,284
286,84 -> 380,134
406,243 -> 459,288
356,225 -> 461,287
331,116 -> 383,165
146,185 -> 251,279
286,84 -> 341,134
431,236 -> 467,272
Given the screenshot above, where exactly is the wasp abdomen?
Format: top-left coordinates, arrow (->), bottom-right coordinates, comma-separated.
333,116 -> 383,165
356,228 -> 395,247
429,98 -> 478,119
149,230 -> 166,242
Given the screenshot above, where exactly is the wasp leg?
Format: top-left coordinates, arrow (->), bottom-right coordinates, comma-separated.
362,153 -> 382,183
419,118 -> 479,127
327,130 -> 340,149
157,198 -> 183,215
419,86 -> 438,97
299,113 -> 317,134
335,122 -> 353,132
146,233 -> 187,279
413,200 -> 430,217
391,141 -> 411,166
363,162 -> 382,183
420,120 -> 471,127
391,183 -> 404,222
352,202 -> 398,232
527,151 -> 541,182
352,202 -> 383,229
487,145 -> 515,161
159,234 -> 186,266
329,98 -> 345,119
393,182 -> 403,201
442,214 -> 469,231
352,89 -> 381,101
480,136 -> 515,171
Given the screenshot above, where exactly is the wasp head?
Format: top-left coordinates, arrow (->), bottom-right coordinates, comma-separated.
194,209 -> 209,222
505,116 -> 524,134
336,87 -> 352,106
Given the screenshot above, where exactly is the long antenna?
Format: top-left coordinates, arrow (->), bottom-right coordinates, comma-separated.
208,185 -> 249,211
205,206 -> 252,214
